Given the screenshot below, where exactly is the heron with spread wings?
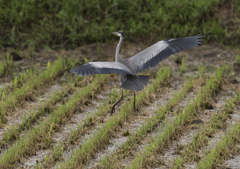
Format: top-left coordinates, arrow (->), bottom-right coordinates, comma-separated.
71,31 -> 203,115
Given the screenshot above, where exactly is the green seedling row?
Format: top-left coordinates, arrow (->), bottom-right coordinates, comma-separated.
38,86 -> 129,167
0,57 -> 75,123
236,53 -> 240,64
98,77 -> 193,168
129,66 -> 228,169
0,54 -> 14,77
0,66 -> 36,100
1,65 -> 84,147
55,67 -> 171,169
197,93 -> 240,169
180,57 -> 187,76
1,85 -> 75,148
173,94 -> 238,168
0,74 -> 107,168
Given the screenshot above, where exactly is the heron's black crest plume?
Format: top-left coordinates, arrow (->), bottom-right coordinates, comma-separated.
118,31 -> 124,37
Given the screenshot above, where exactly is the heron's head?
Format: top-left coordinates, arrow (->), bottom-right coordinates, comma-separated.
112,31 -> 124,37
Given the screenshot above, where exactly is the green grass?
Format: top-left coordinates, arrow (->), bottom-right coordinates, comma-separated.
129,66 -> 228,169
197,95 -> 240,168
232,0 -> 240,14
0,57 -> 77,123
98,77 -> 193,168
55,67 -> 171,169
37,85 -> 129,167
198,65 -> 205,78
236,53 -> 240,63
0,0 -> 236,49
0,66 -> 36,100
0,74 -> 108,168
173,95 -> 237,168
0,54 -> 14,77
1,84 -> 75,148
180,57 -> 187,75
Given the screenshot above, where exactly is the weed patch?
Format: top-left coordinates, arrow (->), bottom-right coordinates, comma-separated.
0,0 -> 232,49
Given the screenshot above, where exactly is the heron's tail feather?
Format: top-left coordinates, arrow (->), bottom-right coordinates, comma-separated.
121,75 -> 150,91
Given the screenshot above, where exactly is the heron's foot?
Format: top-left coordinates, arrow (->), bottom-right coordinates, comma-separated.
110,106 -> 115,116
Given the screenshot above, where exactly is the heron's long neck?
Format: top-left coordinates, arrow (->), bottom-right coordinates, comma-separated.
115,36 -> 123,62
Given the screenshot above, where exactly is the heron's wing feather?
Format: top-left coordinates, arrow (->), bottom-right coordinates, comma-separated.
70,62 -> 132,76
130,35 -> 203,72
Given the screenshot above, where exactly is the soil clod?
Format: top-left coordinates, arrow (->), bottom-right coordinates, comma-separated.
192,119 -> 204,124
10,52 -> 22,61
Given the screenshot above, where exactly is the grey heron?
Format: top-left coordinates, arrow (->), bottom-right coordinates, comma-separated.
71,31 -> 203,115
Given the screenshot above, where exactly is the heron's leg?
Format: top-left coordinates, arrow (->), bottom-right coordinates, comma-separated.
133,91 -> 136,112
110,89 -> 123,115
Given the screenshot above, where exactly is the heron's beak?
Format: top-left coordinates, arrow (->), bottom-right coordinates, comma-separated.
112,32 -> 118,36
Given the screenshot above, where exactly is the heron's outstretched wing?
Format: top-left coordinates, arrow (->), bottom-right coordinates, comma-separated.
130,35 -> 203,72
70,62 -> 132,76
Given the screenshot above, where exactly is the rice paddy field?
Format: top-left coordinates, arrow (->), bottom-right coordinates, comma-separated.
1,0 -> 240,169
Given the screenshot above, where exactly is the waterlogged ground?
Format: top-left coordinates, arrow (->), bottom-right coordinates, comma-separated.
0,41 -> 239,169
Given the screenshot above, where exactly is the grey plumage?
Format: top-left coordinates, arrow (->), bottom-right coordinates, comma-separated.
129,34 -> 203,73
71,62 -> 133,76
70,31 -> 203,115
121,75 -> 150,91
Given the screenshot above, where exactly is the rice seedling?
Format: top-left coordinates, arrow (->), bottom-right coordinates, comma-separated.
129,66 -> 228,168
180,57 -> 187,75
0,74 -> 107,168
173,96 -> 238,168
0,65 -> 37,102
1,2 -> 240,168
0,85 -> 75,148
0,57 -> 76,123
236,53 -> 240,64
198,65 -> 205,78
98,77 -> 193,168
0,54 -> 14,77
55,67 -> 171,169
197,113 -> 240,168
37,85 -> 125,167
